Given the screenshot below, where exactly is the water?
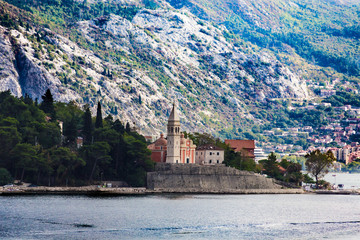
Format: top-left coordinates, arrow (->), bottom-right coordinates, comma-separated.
324,173 -> 360,189
1,194 -> 360,239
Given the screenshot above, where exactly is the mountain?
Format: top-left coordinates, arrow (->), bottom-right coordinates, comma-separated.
0,0 -> 359,141
166,0 -> 360,84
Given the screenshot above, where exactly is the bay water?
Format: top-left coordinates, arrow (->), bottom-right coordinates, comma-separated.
1,193 -> 360,239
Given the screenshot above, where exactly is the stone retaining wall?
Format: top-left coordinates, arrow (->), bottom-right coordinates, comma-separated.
147,163 -> 282,192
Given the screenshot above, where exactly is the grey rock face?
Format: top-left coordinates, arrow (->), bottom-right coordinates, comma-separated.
0,27 -> 21,97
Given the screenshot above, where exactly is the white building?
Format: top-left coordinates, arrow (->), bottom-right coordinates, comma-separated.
254,148 -> 268,163
195,144 -> 224,165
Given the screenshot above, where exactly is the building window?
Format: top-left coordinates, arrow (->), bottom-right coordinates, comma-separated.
210,152 -> 212,155
196,152 -> 198,155
217,160 -> 219,164
187,158 -> 189,164
176,160 -> 178,163
209,160 -> 212,164
217,152 -> 219,155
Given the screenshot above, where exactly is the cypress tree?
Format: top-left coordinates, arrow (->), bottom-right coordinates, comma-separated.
40,89 -> 55,119
95,101 -> 103,128
83,107 -> 93,144
125,122 -> 131,132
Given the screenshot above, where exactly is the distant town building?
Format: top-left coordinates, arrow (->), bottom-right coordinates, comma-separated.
254,148 -> 268,163
195,144 -> 224,165
320,89 -> 336,97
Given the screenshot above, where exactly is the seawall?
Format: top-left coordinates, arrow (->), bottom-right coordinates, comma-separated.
147,163 -> 297,193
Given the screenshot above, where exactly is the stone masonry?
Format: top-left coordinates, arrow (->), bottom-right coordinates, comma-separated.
147,163 -> 282,192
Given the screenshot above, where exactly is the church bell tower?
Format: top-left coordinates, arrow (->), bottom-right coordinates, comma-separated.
166,103 -> 181,163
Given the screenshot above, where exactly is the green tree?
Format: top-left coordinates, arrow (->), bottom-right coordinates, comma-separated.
285,163 -> 304,186
261,152 -> 281,179
37,122 -> 61,149
305,150 -> 335,187
122,134 -> 153,186
40,89 -> 55,119
82,106 -> 93,144
48,147 -> 85,186
125,122 -> 131,133
10,143 -> 39,182
55,101 -> 83,145
0,125 -> 21,168
0,168 -> 12,185
95,101 -> 103,128
81,141 -> 111,183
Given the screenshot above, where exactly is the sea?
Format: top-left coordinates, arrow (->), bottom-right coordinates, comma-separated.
1,174 -> 360,239
324,172 -> 360,189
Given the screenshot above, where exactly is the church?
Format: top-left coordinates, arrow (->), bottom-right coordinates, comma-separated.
147,104 -> 197,164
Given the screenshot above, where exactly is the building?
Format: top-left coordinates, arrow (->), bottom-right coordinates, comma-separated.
147,133 -> 167,163
225,139 -> 255,160
180,133 -> 196,164
148,104 -> 196,164
254,148 -> 268,163
195,144 -> 224,165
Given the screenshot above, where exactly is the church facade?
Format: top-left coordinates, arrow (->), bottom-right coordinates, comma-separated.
148,104 -> 196,164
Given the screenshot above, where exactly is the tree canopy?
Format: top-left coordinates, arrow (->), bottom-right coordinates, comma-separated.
305,150 -> 335,187
0,90 -> 153,187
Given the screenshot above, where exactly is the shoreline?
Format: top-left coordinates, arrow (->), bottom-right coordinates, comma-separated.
2,186 -> 360,196
1,186 -> 304,196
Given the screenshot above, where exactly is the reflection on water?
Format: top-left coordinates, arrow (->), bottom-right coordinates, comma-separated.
1,194 -> 360,239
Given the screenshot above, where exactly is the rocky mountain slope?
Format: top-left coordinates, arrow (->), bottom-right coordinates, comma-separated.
1,0 -> 348,139
167,0 -> 360,85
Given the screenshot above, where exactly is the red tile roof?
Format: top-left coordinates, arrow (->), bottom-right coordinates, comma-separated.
225,139 -> 255,151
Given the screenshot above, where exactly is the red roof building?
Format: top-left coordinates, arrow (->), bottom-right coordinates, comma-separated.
225,139 -> 255,159
147,133 -> 167,163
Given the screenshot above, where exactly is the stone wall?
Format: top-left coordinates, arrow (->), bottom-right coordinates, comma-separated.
147,163 -> 282,192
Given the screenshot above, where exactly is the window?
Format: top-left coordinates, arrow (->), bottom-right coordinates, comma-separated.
210,152 -> 212,155
217,160 -> 219,164
209,160 -> 212,164
176,160 -> 178,163
217,152 -> 219,155
186,158 -> 189,163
